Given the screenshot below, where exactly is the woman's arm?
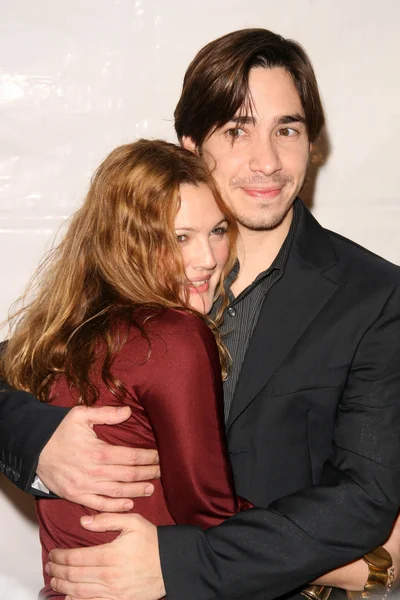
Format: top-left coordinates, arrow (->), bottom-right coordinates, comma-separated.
137,310 -> 252,528
0,382 -> 159,509
312,560 -> 368,590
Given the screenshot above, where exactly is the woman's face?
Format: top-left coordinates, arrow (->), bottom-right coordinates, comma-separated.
175,183 -> 230,314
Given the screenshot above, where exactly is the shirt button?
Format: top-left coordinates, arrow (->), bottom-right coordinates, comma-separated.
227,307 -> 236,317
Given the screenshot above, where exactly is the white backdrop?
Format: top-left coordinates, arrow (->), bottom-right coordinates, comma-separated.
1,1 -> 399,596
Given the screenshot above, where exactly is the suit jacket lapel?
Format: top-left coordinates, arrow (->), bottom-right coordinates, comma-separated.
226,202 -> 341,432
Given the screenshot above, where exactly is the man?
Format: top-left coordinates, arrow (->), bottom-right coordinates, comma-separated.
1,28 -> 400,600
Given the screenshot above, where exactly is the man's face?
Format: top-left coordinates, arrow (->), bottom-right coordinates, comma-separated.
185,67 -> 311,232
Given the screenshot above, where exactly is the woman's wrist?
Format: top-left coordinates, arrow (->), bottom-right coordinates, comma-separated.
382,542 -> 398,588
312,559 -> 369,591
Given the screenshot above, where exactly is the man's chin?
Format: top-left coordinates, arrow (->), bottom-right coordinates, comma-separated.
236,206 -> 293,232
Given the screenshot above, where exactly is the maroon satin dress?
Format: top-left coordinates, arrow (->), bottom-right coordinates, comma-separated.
36,308 -> 252,598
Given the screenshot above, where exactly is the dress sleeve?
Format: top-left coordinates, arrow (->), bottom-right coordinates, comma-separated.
136,311 -> 252,529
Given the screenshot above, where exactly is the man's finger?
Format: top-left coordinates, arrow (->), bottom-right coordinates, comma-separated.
66,597 -> 103,600
81,405 -> 132,426
49,544 -> 113,567
87,463 -> 160,483
76,493 -> 135,512
50,577 -> 106,598
46,563 -> 103,584
82,481 -> 154,500
97,445 -> 159,467
129,447 -> 160,465
80,512 -> 143,533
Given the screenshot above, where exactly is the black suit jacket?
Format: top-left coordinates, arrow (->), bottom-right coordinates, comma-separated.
157,201 -> 400,599
0,381 -> 68,491
1,202 -> 400,599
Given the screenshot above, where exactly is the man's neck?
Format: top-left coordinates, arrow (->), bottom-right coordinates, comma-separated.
231,207 -> 293,297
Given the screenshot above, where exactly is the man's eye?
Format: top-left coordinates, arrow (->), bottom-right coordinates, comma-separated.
277,127 -> 297,137
226,128 -> 245,140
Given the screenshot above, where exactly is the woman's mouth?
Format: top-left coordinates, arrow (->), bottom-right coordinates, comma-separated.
188,278 -> 211,293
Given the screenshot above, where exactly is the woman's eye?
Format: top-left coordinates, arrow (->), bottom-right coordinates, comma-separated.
277,127 -> 297,137
211,227 -> 228,236
176,234 -> 187,243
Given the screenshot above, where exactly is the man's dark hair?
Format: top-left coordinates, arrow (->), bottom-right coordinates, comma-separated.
174,28 -> 325,146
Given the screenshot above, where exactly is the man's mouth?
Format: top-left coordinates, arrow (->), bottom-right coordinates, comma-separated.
241,186 -> 283,199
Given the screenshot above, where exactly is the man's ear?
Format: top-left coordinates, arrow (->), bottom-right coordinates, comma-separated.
181,136 -> 199,155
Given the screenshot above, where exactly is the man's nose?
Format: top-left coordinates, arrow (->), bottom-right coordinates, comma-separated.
249,136 -> 282,175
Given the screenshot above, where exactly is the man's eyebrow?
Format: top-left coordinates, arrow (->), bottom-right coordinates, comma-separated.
274,113 -> 306,126
228,115 -> 256,126
226,113 -> 306,127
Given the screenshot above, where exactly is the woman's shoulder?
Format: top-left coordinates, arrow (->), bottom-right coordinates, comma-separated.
137,307 -> 215,347
118,308 -> 217,376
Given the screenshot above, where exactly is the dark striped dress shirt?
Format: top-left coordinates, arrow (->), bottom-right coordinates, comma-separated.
214,200 -> 300,420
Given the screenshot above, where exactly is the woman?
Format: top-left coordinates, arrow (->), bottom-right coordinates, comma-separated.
0,139 -> 252,598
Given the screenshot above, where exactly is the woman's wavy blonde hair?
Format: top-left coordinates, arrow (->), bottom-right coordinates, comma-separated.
0,139 -> 237,405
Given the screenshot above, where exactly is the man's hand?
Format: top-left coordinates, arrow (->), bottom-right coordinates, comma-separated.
37,405 -> 160,511
46,513 -> 165,600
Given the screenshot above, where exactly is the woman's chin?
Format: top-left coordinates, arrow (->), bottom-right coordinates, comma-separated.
188,294 -> 212,315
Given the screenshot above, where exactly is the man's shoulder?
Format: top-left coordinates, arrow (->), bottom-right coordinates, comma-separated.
324,228 -> 400,285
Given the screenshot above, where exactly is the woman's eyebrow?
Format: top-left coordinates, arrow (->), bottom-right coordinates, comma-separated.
175,219 -> 228,232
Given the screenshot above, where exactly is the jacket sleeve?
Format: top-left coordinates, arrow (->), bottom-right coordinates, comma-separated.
0,381 -> 69,493
157,285 -> 400,600
138,312 -> 252,529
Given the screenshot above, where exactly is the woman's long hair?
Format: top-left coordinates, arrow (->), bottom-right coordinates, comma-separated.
0,139 -> 237,404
